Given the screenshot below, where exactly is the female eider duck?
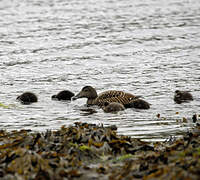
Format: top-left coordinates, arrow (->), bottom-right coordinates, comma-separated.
17,92 -> 38,105
51,90 -> 74,101
73,86 -> 143,108
103,102 -> 125,113
174,90 -> 193,104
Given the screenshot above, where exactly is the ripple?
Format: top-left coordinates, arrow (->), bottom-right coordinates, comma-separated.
0,0 -> 199,141
3,60 -> 32,66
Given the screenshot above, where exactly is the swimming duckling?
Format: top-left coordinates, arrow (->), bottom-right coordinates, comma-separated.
17,92 -> 38,105
72,86 -> 139,106
102,102 -> 125,113
51,90 -> 74,101
124,98 -> 150,109
174,90 -> 193,104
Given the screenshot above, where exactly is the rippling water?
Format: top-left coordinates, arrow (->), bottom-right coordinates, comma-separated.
0,0 -> 200,141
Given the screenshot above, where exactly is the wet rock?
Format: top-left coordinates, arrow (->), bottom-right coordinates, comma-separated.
192,114 -> 197,123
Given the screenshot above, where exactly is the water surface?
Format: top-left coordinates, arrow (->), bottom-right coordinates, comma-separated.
0,0 -> 200,141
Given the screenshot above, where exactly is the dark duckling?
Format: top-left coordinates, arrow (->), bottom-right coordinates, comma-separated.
124,98 -> 150,109
51,90 -> 74,101
72,86 -> 139,106
174,90 -> 193,104
102,102 -> 125,113
17,92 -> 38,105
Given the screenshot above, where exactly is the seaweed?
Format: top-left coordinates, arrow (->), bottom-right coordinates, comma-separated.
0,122 -> 200,179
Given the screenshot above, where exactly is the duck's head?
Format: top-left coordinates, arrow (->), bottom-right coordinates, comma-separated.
175,90 -> 181,95
174,90 -> 182,99
72,86 -> 98,100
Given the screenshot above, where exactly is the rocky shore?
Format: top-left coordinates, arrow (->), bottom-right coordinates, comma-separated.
0,122 -> 200,180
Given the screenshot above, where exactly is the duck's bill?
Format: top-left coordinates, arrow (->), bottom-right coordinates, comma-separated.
72,93 -> 82,100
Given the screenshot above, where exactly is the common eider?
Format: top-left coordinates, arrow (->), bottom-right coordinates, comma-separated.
174,90 -> 193,104
52,90 -> 74,101
124,98 -> 150,109
102,102 -> 125,113
17,92 -> 38,105
72,86 -> 140,107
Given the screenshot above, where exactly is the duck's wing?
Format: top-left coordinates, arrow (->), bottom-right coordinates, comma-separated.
97,90 -> 137,106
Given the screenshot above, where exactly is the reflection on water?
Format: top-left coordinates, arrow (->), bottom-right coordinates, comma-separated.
0,0 -> 200,141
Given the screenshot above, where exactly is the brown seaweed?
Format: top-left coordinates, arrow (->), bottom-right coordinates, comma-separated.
0,122 -> 200,179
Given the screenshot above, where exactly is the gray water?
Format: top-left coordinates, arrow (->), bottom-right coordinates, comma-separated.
0,0 -> 200,141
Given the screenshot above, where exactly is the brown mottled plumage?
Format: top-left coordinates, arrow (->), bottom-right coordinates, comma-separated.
72,86 -> 139,106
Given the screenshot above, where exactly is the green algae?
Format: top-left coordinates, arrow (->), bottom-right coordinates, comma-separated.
0,103 -> 10,109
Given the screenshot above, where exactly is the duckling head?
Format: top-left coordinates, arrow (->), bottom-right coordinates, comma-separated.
174,90 -> 181,97
72,86 -> 98,100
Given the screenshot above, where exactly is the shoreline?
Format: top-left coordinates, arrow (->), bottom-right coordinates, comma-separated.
0,122 -> 200,179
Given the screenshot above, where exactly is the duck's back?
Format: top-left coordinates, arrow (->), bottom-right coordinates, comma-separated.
96,90 -> 137,106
